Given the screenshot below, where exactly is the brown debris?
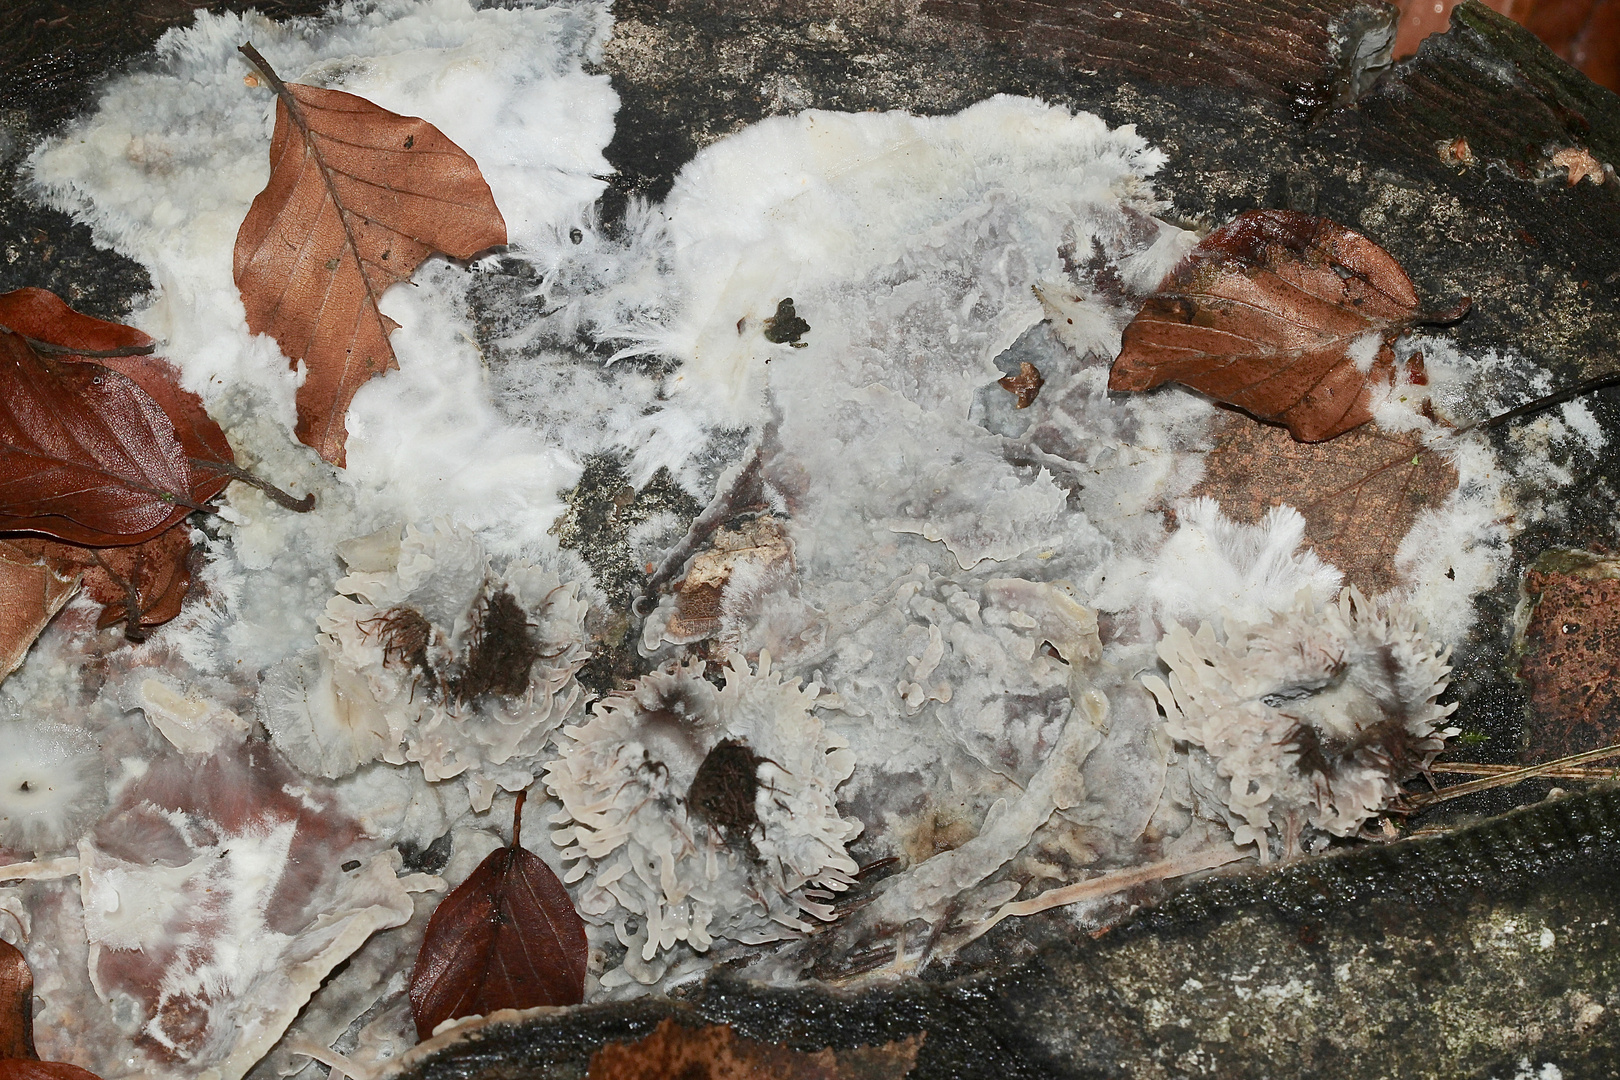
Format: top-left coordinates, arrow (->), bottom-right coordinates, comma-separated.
1551,147 -> 1607,186
997,361 -> 1045,408
586,1018 -> 924,1080
448,588 -> 541,704
686,738 -> 766,856
1514,552 -> 1620,761
1191,411 -> 1458,594
665,518 -> 794,646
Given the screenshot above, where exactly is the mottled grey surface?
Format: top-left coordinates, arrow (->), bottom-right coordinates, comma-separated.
4,1 -> 1619,1076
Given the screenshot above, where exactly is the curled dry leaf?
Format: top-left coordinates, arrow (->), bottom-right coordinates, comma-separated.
9,528 -> 193,636
586,1019 -> 925,1080
0,329 -> 195,547
233,44 -> 507,466
0,288 -> 236,505
1191,410 -> 1458,594
0,542 -> 77,681
0,940 -> 32,1060
409,791 -> 586,1039
998,361 -> 1045,408
1109,210 -> 1457,442
0,940 -> 104,1079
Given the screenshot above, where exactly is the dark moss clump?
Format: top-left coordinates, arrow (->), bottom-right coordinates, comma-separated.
686,738 -> 765,857
368,606 -> 436,682
449,588 -> 542,704
762,297 -> 810,346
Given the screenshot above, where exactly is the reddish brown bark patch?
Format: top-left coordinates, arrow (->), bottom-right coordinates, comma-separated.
1515,552 -> 1620,760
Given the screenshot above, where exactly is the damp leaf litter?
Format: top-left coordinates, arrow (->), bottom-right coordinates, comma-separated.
0,0 -> 1576,1075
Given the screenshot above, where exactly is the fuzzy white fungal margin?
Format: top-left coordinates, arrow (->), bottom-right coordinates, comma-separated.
1144,588 -> 1457,859
545,652 -> 859,985
0,716 -> 106,857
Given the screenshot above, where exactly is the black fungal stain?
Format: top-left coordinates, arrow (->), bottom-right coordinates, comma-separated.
686,738 -> 765,857
762,297 -> 810,347
398,832 -> 454,875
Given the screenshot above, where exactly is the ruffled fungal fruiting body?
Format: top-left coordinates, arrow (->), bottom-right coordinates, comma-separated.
544,652 -> 859,984
1144,588 -> 1456,857
260,522 -> 590,810
0,716 -> 105,857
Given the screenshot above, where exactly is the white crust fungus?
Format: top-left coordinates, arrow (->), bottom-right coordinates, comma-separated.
261,522 -> 591,811
545,652 -> 859,984
0,716 -> 106,857
1144,588 -> 1457,858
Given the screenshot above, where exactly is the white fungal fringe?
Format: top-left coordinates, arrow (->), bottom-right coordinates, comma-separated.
260,522 -> 590,811
544,652 -> 859,984
1144,588 -> 1457,858
0,716 -> 105,857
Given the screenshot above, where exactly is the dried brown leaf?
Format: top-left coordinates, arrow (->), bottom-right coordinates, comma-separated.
0,288 -> 236,505
0,541 -> 77,681
586,1020 -> 924,1080
998,361 -> 1044,408
234,45 -> 507,466
1191,411 -> 1458,594
409,791 -> 586,1038
10,527 -> 193,635
1110,210 -> 1430,442
0,940 -> 33,1060
1514,552 -> 1620,761
0,1063 -> 103,1080
0,941 -> 104,1078
0,330 -> 195,546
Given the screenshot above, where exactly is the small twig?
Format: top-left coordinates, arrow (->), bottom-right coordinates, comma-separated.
958,847 -> 1251,950
1400,743 -> 1620,810
1431,761 -> 1620,781
12,335 -> 156,359
189,458 -> 315,512
1465,369 -> 1620,432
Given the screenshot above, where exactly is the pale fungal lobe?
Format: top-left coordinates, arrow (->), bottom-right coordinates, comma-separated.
545,652 -> 859,984
261,521 -> 591,811
1145,587 -> 1457,857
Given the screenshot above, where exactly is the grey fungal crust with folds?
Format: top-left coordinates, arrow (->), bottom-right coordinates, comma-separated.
543,652 -> 860,987
259,521 -> 592,811
1144,587 -> 1457,859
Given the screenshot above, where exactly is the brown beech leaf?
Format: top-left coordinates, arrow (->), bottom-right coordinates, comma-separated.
0,940 -> 104,1079
409,791 -> 585,1039
0,541 -> 78,680
10,527 -> 193,636
1109,210 -> 1446,442
586,1019 -> 924,1080
0,940 -> 33,1060
0,289 -> 236,505
234,44 -> 507,467
1191,410 -> 1458,593
0,329 -> 196,546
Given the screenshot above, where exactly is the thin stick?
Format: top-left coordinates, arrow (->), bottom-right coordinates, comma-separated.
1467,370 -> 1620,432
1401,743 -> 1620,809
15,336 -> 155,359
1431,761 -> 1620,781
189,458 -> 315,512
959,847 -> 1250,950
